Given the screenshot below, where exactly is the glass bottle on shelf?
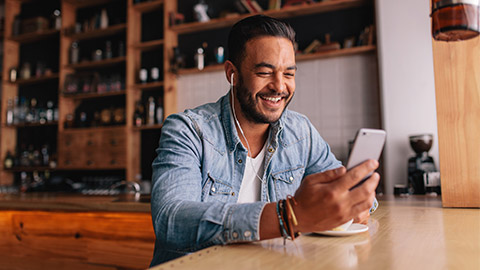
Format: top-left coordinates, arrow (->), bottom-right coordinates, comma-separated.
151,67 -> 160,82
134,101 -> 144,127
38,101 -> 47,124
13,96 -> 19,124
70,41 -> 80,64
41,144 -> 50,167
52,9 -> 62,30
4,151 -> 14,169
20,62 -> 31,80
100,8 -> 109,29
46,101 -> 54,122
139,68 -> 148,83
6,99 -> 14,126
18,97 -> 27,123
105,40 -> 113,59
195,47 -> 205,70
146,96 -> 156,125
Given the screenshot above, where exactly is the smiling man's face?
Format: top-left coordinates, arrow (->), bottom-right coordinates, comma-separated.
234,36 -> 296,124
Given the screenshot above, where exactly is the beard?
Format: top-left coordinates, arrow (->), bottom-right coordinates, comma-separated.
235,73 -> 293,124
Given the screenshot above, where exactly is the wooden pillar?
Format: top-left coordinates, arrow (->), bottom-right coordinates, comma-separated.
431,37 -> 480,207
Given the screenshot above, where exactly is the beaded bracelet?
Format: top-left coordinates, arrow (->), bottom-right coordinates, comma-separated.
276,199 -> 291,243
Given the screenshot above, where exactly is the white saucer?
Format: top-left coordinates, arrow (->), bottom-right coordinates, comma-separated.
314,223 -> 369,236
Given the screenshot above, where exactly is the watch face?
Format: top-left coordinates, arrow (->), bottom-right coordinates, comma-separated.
100,109 -> 112,124
113,108 -> 125,123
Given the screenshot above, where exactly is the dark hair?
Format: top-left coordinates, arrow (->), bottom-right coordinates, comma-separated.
227,15 -> 296,67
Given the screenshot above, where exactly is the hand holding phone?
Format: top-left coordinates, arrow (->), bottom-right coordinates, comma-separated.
347,128 -> 386,190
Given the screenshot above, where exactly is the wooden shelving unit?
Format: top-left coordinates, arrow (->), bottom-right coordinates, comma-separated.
0,0 -> 377,187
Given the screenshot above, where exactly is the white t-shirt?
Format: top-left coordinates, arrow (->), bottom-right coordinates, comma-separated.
237,144 -> 266,203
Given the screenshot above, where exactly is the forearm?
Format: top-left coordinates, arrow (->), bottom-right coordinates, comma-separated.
259,202 -> 283,240
153,199 -> 267,252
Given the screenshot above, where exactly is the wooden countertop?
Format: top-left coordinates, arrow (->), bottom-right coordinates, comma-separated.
0,193 -> 151,212
152,195 -> 480,270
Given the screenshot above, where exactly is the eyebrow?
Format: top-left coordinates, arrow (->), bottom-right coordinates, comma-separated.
254,62 -> 297,71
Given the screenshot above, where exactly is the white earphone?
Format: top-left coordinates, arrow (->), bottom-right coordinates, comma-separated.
229,70 -> 268,196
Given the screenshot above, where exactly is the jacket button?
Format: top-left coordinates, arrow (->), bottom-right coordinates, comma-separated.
289,176 -> 294,181
244,231 -> 251,238
211,187 -> 216,192
238,159 -> 243,163
268,148 -> 274,153
232,232 -> 239,239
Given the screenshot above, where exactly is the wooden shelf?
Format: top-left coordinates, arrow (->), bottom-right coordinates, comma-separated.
296,45 -> 376,61
130,39 -> 164,51
62,90 -> 126,100
4,122 -> 59,128
63,0 -> 117,8
8,29 -> 59,44
4,166 -> 55,172
64,23 -> 127,41
170,0 -> 371,34
177,45 -> 376,75
65,56 -> 126,70
62,126 -> 126,133
132,124 -> 163,131
8,73 -> 59,86
132,0 -> 163,12
131,81 -> 164,90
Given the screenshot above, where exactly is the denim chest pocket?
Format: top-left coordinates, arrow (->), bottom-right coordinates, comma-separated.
202,173 -> 234,202
271,166 -> 305,199
272,166 -> 305,184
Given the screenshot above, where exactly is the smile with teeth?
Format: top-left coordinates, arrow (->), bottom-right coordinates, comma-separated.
260,96 -> 282,103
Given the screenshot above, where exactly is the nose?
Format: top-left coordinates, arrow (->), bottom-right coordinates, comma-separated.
269,72 -> 286,93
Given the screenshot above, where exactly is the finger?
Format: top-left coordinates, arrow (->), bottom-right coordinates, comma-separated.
303,166 -> 346,185
335,160 -> 378,191
348,172 -> 380,205
350,192 -> 376,218
354,210 -> 370,224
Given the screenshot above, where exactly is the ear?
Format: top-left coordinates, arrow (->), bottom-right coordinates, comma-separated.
224,60 -> 237,85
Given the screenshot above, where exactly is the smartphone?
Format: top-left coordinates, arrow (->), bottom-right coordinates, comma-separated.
347,128 -> 386,190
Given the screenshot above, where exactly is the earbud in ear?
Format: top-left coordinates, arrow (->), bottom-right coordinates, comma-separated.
230,73 -> 234,85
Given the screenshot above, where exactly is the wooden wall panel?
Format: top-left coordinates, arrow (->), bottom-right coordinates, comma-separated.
432,37 -> 480,207
0,210 -> 155,270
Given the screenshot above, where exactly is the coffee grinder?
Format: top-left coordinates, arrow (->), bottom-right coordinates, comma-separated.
408,134 -> 439,194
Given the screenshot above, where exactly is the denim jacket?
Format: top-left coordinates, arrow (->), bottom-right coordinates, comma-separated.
150,92 -> 342,266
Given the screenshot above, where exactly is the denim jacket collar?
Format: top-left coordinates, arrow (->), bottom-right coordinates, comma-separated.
220,92 -> 284,153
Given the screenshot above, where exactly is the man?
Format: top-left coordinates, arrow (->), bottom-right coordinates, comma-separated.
150,15 -> 379,266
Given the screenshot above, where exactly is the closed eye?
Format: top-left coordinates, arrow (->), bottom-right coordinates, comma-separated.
256,72 -> 273,77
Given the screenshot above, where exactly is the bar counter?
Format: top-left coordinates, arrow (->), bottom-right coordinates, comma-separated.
0,192 -> 154,269
152,196 -> 480,270
0,192 -> 151,212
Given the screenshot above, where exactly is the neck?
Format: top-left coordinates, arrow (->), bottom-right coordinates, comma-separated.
232,96 -> 269,158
